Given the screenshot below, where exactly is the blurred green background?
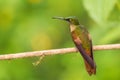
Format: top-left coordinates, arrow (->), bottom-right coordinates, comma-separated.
0,0 -> 120,80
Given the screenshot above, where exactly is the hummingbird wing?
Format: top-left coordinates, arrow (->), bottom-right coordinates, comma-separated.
84,38 -> 96,75
72,31 -> 96,75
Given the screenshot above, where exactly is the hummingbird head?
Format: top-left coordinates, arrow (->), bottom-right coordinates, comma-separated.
53,16 -> 79,25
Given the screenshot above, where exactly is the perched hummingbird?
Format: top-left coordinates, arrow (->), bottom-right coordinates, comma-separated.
53,16 -> 96,75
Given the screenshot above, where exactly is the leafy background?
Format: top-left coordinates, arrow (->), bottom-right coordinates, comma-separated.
0,0 -> 120,80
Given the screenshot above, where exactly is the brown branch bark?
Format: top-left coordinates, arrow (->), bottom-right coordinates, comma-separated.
0,44 -> 120,60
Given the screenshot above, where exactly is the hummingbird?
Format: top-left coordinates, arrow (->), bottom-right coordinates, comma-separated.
53,16 -> 96,75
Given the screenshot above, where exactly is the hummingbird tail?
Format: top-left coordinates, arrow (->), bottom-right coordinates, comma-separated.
84,60 -> 96,75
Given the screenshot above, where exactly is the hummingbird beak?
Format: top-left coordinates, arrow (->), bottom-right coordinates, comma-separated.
52,16 -> 69,22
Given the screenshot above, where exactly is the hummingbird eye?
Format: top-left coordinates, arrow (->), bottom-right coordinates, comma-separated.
69,19 -> 73,22
65,19 -> 70,22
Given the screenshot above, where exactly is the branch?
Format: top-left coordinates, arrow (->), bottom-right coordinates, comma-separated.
0,44 -> 120,60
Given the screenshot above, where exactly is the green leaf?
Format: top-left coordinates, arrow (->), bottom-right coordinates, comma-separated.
83,0 -> 117,24
99,23 -> 120,44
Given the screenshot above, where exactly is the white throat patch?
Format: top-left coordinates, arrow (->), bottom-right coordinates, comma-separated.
70,24 -> 76,32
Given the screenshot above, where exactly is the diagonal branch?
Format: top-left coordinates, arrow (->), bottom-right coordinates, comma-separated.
0,44 -> 120,60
